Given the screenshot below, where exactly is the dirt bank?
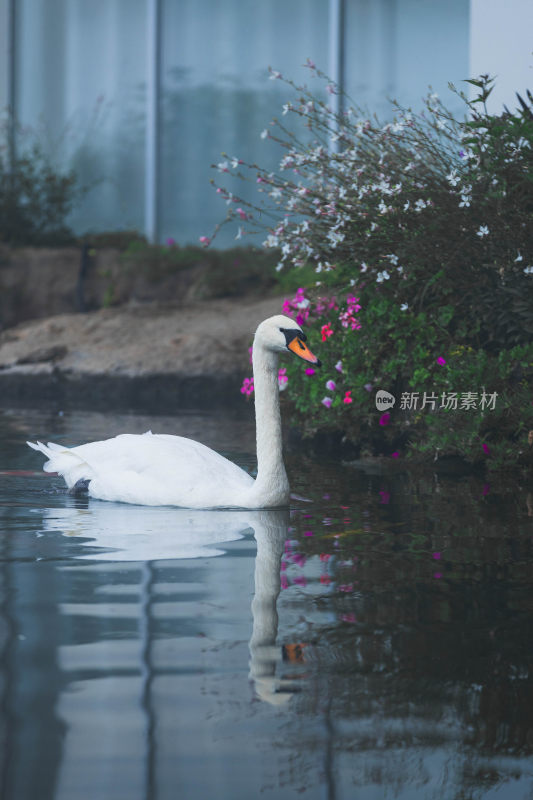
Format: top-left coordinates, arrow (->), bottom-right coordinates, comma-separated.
0,296 -> 283,412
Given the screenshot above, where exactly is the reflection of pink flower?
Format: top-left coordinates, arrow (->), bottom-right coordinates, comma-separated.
379,412 -> 390,426
433,572 -> 442,579
320,574 -> 331,585
391,451 -> 399,458
433,552 -> 441,560
281,574 -> 289,589
437,356 -> 447,365
482,443 -> 490,455
293,575 -> 307,587
340,613 -> 357,623
482,483 -> 490,496
379,489 -> 390,504
303,530 -> 314,537
339,584 -> 353,592
320,553 -> 331,562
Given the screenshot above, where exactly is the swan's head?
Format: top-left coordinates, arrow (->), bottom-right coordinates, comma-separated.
255,315 -> 321,366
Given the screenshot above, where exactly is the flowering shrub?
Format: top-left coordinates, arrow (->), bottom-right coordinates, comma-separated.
214,68 -> 533,467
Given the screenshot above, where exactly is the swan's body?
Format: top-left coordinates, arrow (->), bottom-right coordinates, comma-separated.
27,315 -> 320,509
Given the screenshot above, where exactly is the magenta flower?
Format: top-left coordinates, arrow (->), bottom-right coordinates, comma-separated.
379,489 -> 390,504
391,451 -> 399,458
335,360 -> 343,373
482,483 -> 490,496
240,376 -> 254,397
326,379 -> 336,392
343,391 -> 353,405
278,368 -> 288,390
482,443 -> 490,455
379,412 -> 390,426
321,397 -> 333,409
437,356 -> 447,366
305,367 -> 315,376
433,552 -> 441,560
236,208 -> 247,221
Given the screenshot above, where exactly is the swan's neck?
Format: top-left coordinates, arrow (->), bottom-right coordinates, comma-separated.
251,345 -> 289,505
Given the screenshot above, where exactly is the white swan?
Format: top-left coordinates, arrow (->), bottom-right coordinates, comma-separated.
27,314 -> 320,509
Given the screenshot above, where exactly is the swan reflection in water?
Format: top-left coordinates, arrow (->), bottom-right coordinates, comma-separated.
39,503 -> 296,704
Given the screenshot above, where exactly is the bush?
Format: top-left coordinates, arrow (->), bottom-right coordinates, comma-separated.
0,122 -> 82,246
217,67 -> 533,469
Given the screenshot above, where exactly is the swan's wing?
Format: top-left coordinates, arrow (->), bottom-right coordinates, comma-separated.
28,433 -> 254,507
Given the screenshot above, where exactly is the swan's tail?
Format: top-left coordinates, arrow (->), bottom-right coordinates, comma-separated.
27,440 -> 94,489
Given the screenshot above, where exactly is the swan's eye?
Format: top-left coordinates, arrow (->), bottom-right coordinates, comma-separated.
280,327 -> 306,346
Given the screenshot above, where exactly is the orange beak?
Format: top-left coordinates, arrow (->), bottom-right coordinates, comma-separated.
287,337 -> 321,366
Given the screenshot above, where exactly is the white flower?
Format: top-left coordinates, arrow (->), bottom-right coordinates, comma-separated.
459,196 -> 471,208
376,270 -> 390,283
523,266 -> 533,275
235,227 -> 244,240
446,168 -> 460,187
260,129 -> 269,139
385,253 -> 399,265
281,243 -> 291,256
414,199 -> 428,212
282,103 -> 291,115
217,160 -> 229,172
435,118 -> 446,130
476,225 -> 489,238
264,234 -> 279,248
269,70 -> 282,80
400,303 -> 409,311
360,262 -> 368,273
270,187 -> 282,200
514,252 -> 523,262
403,200 -> 410,211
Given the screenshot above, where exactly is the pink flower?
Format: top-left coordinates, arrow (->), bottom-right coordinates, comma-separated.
236,207 -> 247,221
433,572 -> 443,580
335,360 -> 343,373
343,391 -> 353,405
321,397 -> 333,409
433,552 -> 441,560
199,236 -> 211,246
364,383 -> 373,392
305,367 -> 315,376
391,451 -> 399,458
240,376 -> 254,397
437,356 -> 447,366
303,530 -> 314,537
166,237 -> 176,247
326,379 -> 336,392
280,574 -> 289,590
482,443 -> 490,455
379,489 -> 390,504
321,323 -> 333,342
379,412 -> 390,426
278,367 -> 288,390
319,553 -> 331,562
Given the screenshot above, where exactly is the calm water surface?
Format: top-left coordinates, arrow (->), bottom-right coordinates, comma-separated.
1,407 -> 532,800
